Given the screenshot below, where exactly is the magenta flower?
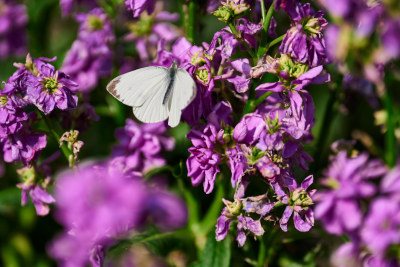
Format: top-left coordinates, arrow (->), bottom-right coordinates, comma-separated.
2,131 -> 47,165
216,196 -> 274,247
315,151 -> 387,235
361,197 -> 400,257
0,1 -> 27,59
59,0 -> 97,16
233,113 -> 265,145
27,67 -> 78,114
279,3 -> 328,66
187,124 -> 222,194
50,162 -> 187,266
112,119 -> 175,174
125,0 -> 155,18
62,8 -> 114,92
17,182 -> 55,216
273,175 -> 316,232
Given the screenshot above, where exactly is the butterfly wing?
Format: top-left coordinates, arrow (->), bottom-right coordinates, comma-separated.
132,80 -> 171,124
107,66 -> 169,107
167,68 -> 197,127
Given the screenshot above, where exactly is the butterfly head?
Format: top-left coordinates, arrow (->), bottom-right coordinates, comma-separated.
171,60 -> 178,70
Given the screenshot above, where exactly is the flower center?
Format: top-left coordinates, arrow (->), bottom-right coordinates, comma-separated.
44,77 -> 60,94
290,189 -> 313,207
0,96 -> 8,106
302,17 -> 323,37
196,69 -> 209,84
88,15 -> 104,31
129,12 -> 154,36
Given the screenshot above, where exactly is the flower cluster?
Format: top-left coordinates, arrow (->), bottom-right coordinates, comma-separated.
316,145 -> 400,266
145,0 -> 331,246
321,0 -> 400,84
1,54 -> 78,215
112,119 -> 175,174
61,8 -> 114,92
49,162 -> 187,267
0,0 -> 27,59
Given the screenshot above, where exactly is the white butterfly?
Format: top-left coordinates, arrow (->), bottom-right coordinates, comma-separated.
107,61 -> 197,127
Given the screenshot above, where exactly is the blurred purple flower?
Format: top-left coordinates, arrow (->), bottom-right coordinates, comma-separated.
381,18 -> 400,61
112,119 -> 175,174
50,162 -> 187,266
330,242 -> 363,267
315,151 -> 387,235
0,1 -> 27,59
62,8 -> 114,92
361,197 -> 400,257
381,163 -> 400,201
60,0 -> 97,16
17,182 -> 55,216
125,0 -> 155,18
125,10 -> 180,63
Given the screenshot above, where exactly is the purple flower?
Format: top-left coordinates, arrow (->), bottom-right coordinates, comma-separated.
0,93 -> 28,138
381,18 -> 400,61
0,1 -> 27,58
60,0 -> 97,16
187,124 -> 223,194
233,113 -> 265,145
227,144 -> 250,187
3,131 -> 47,165
227,58 -> 252,93
279,3 -> 328,66
381,163 -> 400,201
49,162 -> 187,266
315,151 -> 387,235
17,182 -> 55,216
124,10 -> 180,63
62,8 -> 114,92
273,175 -> 316,232
125,0 -> 155,18
361,197 -> 400,256
27,66 -> 78,114
112,119 -> 175,174
216,195 -> 274,246
330,242 -> 363,267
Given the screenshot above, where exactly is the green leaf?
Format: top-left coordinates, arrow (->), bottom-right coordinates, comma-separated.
193,231 -> 231,267
0,187 -> 22,215
107,228 -> 188,259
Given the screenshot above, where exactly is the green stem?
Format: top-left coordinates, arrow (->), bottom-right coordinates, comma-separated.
177,177 -> 199,228
198,182 -> 224,235
265,34 -> 285,53
312,84 -> 338,171
38,111 -> 75,168
228,22 -> 257,64
187,1 -> 196,43
243,82 -> 256,115
257,1 -> 275,58
253,91 -> 273,107
243,89 -> 273,115
257,237 -> 267,267
384,88 -> 397,167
